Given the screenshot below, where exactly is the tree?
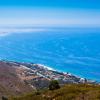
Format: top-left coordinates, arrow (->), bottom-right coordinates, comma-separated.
49,80 -> 60,90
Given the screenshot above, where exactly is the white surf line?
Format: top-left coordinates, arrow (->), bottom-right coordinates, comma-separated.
34,63 -> 56,71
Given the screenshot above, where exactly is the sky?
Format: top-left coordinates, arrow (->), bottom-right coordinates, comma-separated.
0,0 -> 100,27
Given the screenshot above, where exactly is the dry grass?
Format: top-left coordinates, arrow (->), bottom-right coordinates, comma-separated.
9,84 -> 100,100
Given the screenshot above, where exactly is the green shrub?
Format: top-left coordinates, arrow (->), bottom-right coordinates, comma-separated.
49,80 -> 60,90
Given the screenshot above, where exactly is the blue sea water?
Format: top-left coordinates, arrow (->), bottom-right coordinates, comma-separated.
0,28 -> 100,81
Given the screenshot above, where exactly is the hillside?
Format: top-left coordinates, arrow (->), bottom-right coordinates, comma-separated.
9,84 -> 100,100
0,61 -> 33,100
0,60 -> 97,100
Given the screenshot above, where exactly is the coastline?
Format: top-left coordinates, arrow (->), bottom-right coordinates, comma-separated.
0,59 -> 97,84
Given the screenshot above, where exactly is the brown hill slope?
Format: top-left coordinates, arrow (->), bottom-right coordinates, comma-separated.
0,61 -> 33,100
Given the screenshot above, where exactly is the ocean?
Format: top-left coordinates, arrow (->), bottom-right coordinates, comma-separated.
0,27 -> 100,81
